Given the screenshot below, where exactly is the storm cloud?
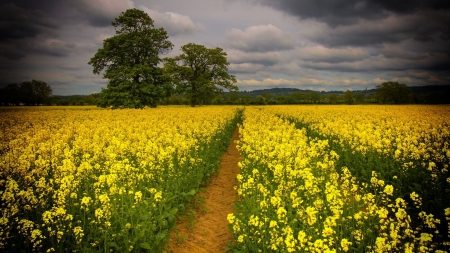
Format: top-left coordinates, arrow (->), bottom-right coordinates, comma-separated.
254,0 -> 450,27
225,25 -> 295,52
0,0 -> 449,94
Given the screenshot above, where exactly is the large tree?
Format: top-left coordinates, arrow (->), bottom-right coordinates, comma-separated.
88,8 -> 173,108
376,81 -> 410,104
163,43 -> 237,107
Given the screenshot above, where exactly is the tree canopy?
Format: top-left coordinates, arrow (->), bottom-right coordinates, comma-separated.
0,80 -> 52,106
163,43 -> 237,106
344,90 -> 354,104
376,81 -> 410,104
88,8 -> 173,108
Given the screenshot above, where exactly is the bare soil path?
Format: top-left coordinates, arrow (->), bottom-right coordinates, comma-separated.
165,126 -> 241,253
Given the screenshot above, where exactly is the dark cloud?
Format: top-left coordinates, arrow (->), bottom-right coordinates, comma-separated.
297,46 -> 371,63
299,11 -> 450,48
0,3 -> 58,42
57,64 -> 81,70
0,45 -> 26,60
255,0 -> 450,27
225,24 -> 295,52
297,47 -> 449,74
69,0 -> 135,27
256,0 -> 450,77
0,0 -> 449,94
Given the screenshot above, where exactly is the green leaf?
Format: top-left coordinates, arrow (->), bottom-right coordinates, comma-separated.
169,207 -> 178,215
139,243 -> 152,250
107,242 -> 119,249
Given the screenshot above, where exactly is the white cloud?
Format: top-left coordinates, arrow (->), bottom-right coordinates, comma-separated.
229,63 -> 266,73
227,50 -> 282,66
333,79 -> 369,86
298,46 -> 371,63
141,6 -> 204,36
226,24 -> 295,52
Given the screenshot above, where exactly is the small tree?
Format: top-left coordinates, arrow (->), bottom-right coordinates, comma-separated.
254,95 -> 266,105
355,93 -> 365,104
309,91 -> 321,103
88,9 -> 173,108
163,43 -> 237,107
328,94 -> 338,104
375,81 -> 410,104
0,83 -> 21,105
344,90 -> 354,104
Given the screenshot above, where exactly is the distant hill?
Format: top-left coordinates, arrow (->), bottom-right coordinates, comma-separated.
230,85 -> 449,99
231,87 -> 376,97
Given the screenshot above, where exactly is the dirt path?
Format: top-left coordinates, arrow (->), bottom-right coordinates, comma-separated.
165,126 -> 241,253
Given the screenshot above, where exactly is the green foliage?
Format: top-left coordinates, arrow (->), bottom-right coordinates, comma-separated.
309,91 -> 321,103
88,8 -> 173,109
254,95 -> 267,105
163,43 -> 238,107
52,94 -> 100,106
376,81 -> 410,104
344,90 -> 354,104
0,80 -> 52,105
327,93 -> 338,104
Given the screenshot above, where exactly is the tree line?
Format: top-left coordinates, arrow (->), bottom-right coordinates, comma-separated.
2,80 -> 446,106
0,80 -> 52,106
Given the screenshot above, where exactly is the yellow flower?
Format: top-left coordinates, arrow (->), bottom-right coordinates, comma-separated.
134,191 -> 142,203
445,207 -> 450,216
154,191 -> 162,202
227,213 -> 235,224
95,208 -> 103,220
276,207 -> 287,220
340,238 -> 352,252
269,220 -> 278,228
383,185 -> 394,196
305,206 -> 318,225
420,233 -> 433,243
377,207 -> 389,219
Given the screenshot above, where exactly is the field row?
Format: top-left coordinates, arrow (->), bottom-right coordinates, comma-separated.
230,106 -> 450,252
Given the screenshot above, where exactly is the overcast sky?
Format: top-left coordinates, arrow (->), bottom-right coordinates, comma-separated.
1,0 -> 449,95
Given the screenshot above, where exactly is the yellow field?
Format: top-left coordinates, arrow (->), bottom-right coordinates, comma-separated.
1,105 -> 449,252
0,106 -> 242,252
